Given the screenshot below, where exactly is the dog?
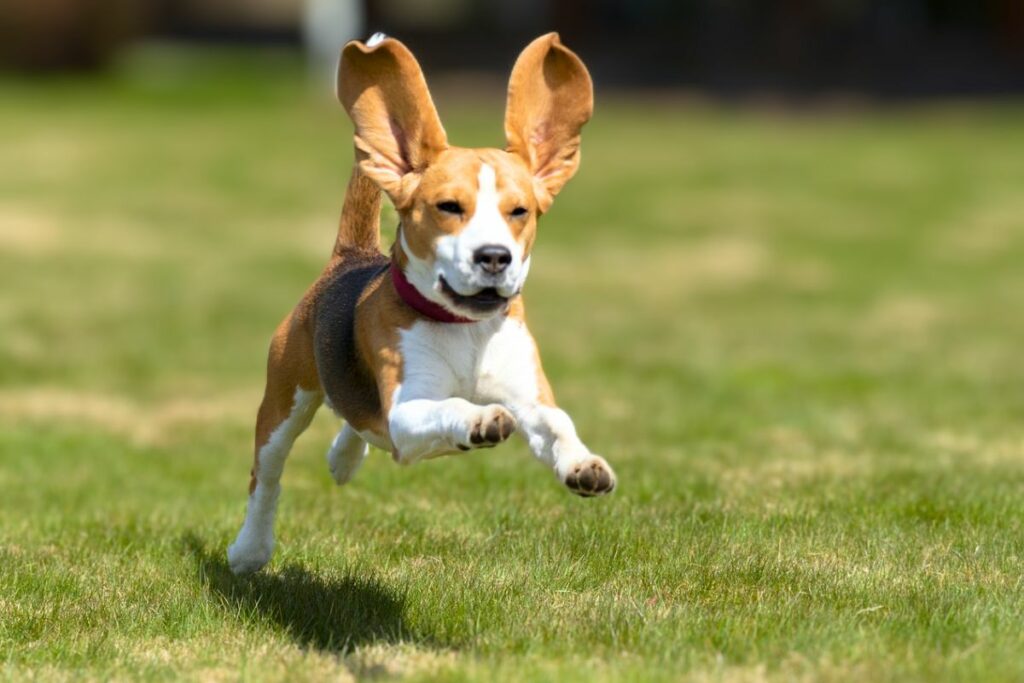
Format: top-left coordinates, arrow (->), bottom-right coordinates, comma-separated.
227,32 -> 616,575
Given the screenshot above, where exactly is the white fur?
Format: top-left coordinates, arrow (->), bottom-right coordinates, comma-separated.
356,427 -> 392,452
400,229 -> 450,310
387,315 -> 502,462
385,317 -> 609,484
327,423 -> 368,485
227,388 -> 321,574
435,164 -> 526,296
474,317 -> 603,480
366,32 -> 387,47
399,164 -> 530,321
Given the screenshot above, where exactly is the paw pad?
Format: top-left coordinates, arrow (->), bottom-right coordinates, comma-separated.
462,406 -> 516,449
565,458 -> 616,497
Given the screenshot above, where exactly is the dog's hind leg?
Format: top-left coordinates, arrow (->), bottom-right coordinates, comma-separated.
327,423 -> 368,485
228,313 -> 321,575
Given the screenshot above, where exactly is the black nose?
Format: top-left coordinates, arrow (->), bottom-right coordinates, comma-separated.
472,244 -> 512,274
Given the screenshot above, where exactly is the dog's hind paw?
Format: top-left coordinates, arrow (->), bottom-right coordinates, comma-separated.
327,426 -> 369,486
227,532 -> 273,575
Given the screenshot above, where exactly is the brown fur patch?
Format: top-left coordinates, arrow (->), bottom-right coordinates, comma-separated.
334,164 -> 383,253
504,33 -> 593,212
337,37 -> 448,208
249,306 -> 323,493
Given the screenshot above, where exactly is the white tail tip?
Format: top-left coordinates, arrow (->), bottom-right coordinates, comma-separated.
366,32 -> 387,47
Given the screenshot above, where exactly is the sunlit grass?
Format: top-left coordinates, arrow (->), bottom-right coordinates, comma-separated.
2,46 -> 1024,681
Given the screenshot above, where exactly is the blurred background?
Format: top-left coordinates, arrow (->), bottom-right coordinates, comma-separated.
3,0 -> 1023,95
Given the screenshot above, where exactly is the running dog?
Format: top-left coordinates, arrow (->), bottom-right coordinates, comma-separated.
228,32 -> 616,574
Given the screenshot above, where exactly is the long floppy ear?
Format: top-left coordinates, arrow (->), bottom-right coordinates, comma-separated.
337,35 -> 448,208
504,33 -> 593,213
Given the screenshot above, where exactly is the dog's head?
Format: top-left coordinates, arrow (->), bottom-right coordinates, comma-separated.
337,33 -> 593,321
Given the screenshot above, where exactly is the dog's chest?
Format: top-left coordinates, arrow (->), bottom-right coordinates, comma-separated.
397,316 -> 537,403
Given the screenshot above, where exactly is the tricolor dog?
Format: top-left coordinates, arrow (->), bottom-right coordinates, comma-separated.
228,32 -> 616,574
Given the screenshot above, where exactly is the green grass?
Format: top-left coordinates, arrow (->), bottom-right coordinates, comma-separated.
2,46 -> 1024,681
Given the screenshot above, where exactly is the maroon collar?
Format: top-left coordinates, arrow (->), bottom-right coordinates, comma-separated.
390,264 -> 475,324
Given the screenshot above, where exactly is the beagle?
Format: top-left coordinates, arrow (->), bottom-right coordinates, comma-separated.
228,32 -> 616,575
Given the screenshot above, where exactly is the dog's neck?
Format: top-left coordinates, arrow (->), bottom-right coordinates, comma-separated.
389,259 -> 475,324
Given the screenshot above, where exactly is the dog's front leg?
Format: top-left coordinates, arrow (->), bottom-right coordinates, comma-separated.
388,398 -> 517,465
476,317 -> 617,496
514,404 -> 617,497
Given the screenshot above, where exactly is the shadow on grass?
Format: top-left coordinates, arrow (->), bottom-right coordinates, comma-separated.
184,534 -> 420,654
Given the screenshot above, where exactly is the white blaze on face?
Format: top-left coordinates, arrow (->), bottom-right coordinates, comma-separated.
435,163 -> 527,297
461,164 -> 517,256
400,162 -> 532,317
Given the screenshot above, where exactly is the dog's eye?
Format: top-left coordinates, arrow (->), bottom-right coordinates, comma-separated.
510,206 -> 528,217
436,201 -> 463,215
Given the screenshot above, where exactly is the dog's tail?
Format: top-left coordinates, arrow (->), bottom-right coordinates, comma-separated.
332,161 -> 382,255
331,32 -> 390,256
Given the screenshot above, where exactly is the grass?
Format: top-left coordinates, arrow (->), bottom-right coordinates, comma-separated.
2,46 -> 1024,681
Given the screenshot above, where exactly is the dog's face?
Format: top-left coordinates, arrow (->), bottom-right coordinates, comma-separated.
338,33 -> 593,320
397,149 -> 537,318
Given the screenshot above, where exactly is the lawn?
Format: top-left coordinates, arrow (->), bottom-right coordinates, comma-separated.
2,46 -> 1024,681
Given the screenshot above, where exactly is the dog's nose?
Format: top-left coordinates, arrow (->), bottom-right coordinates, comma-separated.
472,245 -> 512,274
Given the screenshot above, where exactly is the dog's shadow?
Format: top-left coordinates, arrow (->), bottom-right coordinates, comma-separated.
184,534 -> 418,653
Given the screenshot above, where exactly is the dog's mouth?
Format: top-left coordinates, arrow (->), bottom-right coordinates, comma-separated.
439,276 -> 510,314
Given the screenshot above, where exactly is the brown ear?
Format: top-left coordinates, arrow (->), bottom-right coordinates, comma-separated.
337,35 -> 448,208
504,33 -> 593,213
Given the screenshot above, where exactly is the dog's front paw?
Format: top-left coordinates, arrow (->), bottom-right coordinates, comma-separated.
563,456 -> 617,497
458,405 -> 516,450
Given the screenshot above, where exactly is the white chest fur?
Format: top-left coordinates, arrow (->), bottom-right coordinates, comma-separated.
394,315 -> 540,408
